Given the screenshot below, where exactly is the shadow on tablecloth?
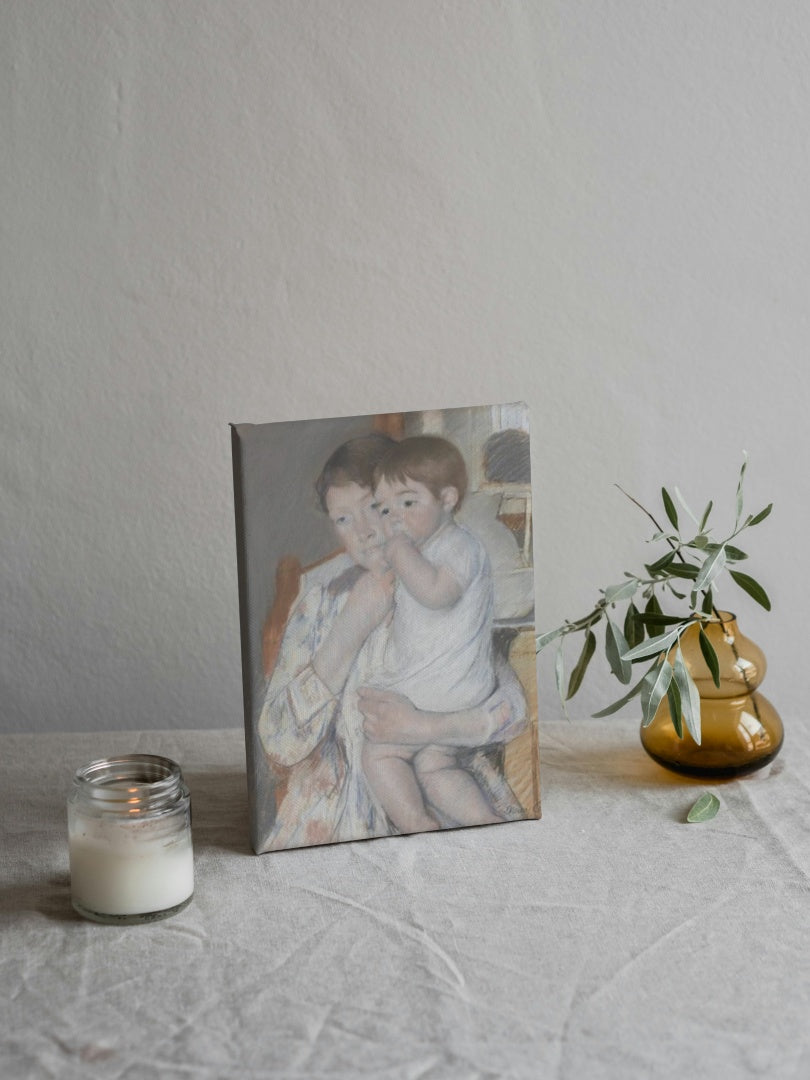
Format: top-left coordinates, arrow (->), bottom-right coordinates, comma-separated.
0,875 -> 79,923
183,767 -> 252,856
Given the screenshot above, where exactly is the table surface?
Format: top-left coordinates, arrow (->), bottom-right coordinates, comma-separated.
2,719 -> 808,1080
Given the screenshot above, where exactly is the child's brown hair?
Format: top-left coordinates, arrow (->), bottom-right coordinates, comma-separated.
373,435 -> 468,508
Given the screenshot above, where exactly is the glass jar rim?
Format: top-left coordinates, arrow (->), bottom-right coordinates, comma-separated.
72,754 -> 187,814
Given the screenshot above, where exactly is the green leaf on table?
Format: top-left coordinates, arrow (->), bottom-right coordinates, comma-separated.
746,503 -> 773,527
673,644 -> 702,744
729,569 -> 772,611
698,626 -> 721,688
567,629 -> 596,700
640,659 -> 673,727
605,618 -> 632,684
687,792 -> 720,823
662,487 -> 679,530
666,677 -> 683,738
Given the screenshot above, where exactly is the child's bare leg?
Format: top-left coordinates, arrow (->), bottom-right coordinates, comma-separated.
362,742 -> 440,833
414,746 -> 503,826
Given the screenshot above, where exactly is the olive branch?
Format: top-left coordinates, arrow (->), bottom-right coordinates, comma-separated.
536,454 -> 772,745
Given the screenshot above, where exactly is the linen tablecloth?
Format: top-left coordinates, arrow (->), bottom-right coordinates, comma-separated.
2,719 -> 808,1079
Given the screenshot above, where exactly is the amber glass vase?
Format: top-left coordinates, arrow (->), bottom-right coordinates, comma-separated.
640,612 -> 783,778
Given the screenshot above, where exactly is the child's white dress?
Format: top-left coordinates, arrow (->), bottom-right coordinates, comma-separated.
376,521 -> 496,713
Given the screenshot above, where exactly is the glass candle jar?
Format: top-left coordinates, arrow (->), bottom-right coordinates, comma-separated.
68,754 -> 194,924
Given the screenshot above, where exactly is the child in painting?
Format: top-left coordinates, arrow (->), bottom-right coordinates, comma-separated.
361,435 -> 502,833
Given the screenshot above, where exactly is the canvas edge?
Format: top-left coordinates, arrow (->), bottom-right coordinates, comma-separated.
230,423 -> 263,855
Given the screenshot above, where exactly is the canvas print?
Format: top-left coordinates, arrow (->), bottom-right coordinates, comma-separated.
232,403 -> 540,853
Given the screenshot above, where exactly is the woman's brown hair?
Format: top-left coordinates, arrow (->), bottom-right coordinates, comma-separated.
314,434 -> 396,511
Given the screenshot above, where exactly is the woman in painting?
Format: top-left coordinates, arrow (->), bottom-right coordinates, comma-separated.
255,434 -> 527,852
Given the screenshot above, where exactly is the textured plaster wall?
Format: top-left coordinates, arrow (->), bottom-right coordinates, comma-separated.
3,1 -> 809,733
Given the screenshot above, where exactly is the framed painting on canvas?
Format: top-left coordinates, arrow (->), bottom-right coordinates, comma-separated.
231,402 -> 540,853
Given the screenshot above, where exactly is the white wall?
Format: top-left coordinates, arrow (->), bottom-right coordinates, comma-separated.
3,1 -> 807,733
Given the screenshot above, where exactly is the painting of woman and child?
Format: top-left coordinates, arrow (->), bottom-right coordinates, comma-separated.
232,403 -> 540,854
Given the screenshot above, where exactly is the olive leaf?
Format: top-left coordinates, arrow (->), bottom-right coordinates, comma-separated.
644,591 -> 664,619
687,792 -> 720,823
645,551 -> 677,576
662,487 -> 679,530
640,659 -> 673,727
623,601 -> 644,650
636,613 -> 687,629
567,629 -> 596,700
666,678 -> 683,738
694,544 -> 727,595
604,579 -> 639,605
699,500 -> 713,532
747,503 -> 773,527
674,485 -> 699,524
605,618 -> 632,684
698,627 -> 721,688
729,569 -> 771,611
705,542 -> 747,562
667,562 -> 699,580
623,625 -> 684,663
724,545 -> 747,562
673,643 -> 702,745
735,451 -> 749,526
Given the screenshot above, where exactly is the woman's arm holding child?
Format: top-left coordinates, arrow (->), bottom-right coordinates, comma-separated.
358,655 -> 526,747
312,568 -> 394,694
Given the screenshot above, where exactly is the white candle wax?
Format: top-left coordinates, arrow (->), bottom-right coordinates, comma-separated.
69,818 -> 194,917
66,816 -> 193,920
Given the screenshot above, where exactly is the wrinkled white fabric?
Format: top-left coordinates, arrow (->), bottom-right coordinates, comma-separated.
2,720 -> 808,1079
